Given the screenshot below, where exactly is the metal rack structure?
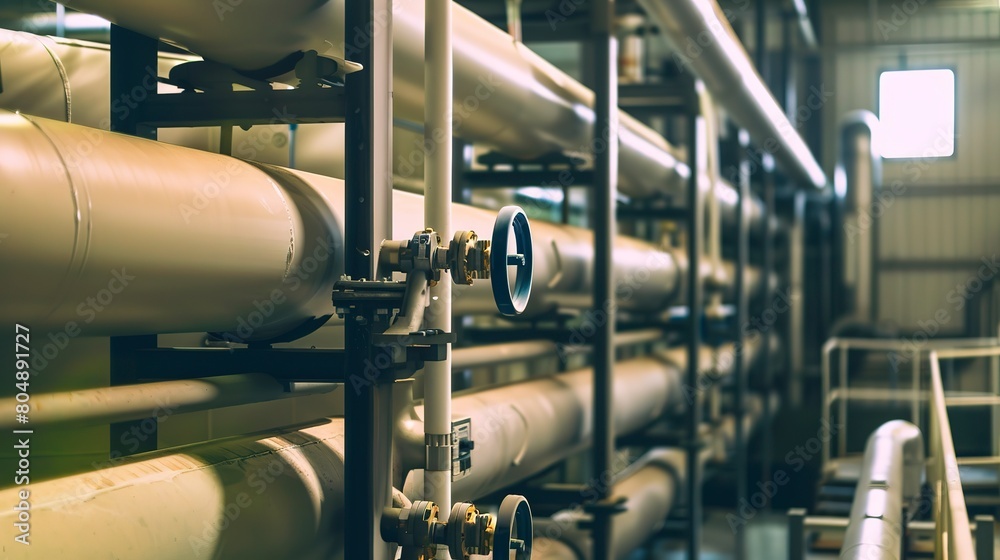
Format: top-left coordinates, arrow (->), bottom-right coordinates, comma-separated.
104,10 -> 395,559
95,2 -> 803,558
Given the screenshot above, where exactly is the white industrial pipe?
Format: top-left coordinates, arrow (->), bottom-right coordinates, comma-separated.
398,338 -> 762,500
401,356 -> 683,501
0,110 -> 343,341
0,111 -> 684,341
452,341 -> 559,370
0,375 -> 338,430
532,400 -> 766,560
0,28 -> 767,234
55,0 -> 697,201
836,110 -> 881,324
533,449 -> 684,560
0,335 -> 655,432
636,0 -> 827,189
450,329 -> 666,370
423,0 -> 455,545
0,29 -> 352,180
0,345 -> 748,560
839,420 -> 925,560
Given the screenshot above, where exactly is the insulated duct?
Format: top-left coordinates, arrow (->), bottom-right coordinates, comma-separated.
839,420 -> 925,560
0,28 -> 766,232
636,0 -> 827,189
534,449 -> 684,560
0,345 -> 751,560
532,398 -> 767,560
399,337 -> 762,501
0,375 -> 339,430
49,0 -> 760,217
0,331 -> 668,431
0,28 -> 335,174
0,111 -> 684,341
835,110 -> 881,324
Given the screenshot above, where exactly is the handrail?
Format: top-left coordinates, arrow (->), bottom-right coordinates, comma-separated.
821,336 -> 1000,464
929,349 -> 977,559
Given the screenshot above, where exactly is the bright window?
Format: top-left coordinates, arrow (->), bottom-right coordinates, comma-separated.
878,69 -> 955,159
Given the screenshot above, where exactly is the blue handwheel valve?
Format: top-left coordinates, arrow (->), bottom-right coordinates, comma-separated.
490,206 -> 533,316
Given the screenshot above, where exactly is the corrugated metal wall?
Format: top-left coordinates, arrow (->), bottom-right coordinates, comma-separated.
823,3 -> 1000,334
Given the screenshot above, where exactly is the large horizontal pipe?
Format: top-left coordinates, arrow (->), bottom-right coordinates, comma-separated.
58,0 -> 687,197
839,420 -> 924,560
0,28 -> 766,234
0,345 -> 748,559
532,399 -> 767,560
53,0 -> 762,222
637,0 -> 827,189
0,374 -> 339,431
398,337 -> 761,501
400,356 -> 683,500
533,449 -> 684,560
0,332 -> 665,432
7,12 -> 112,43
9,330 -> 748,451
451,329 -> 665,370
0,28 -> 339,176
0,111 -> 683,340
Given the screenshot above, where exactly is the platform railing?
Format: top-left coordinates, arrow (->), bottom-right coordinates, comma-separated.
929,347 -> 1000,559
821,336 -> 1000,466
791,338 -> 999,560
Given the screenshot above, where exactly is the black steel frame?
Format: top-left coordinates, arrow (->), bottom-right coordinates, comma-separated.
616,74 -> 707,560
106,13 -> 394,560
100,3 -> 785,558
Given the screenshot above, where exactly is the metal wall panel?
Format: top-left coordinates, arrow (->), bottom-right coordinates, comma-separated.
823,4 -> 1000,331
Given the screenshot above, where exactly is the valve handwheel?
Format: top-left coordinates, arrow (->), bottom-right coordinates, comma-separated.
494,495 -> 532,560
490,206 -> 533,316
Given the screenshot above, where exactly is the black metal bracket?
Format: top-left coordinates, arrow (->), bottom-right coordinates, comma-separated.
130,48 -> 347,130
465,151 -> 594,191
135,86 -> 346,129
576,496 -> 629,531
333,278 -> 457,364
618,74 -> 700,117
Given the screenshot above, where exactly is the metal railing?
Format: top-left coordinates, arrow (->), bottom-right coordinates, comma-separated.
821,336 -> 1000,466
806,337 -> 1000,559
929,347 -> 1000,559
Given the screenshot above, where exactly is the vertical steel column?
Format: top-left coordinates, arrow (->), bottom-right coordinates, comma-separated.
591,1 -> 618,559
755,0 -> 769,86
975,515 -> 995,560
108,25 -> 158,457
789,192 -> 806,406
787,508 -> 807,560
686,98 -> 705,560
344,2 -> 394,559
760,165 -> 776,498
108,335 -> 157,456
781,9 -> 798,123
109,25 -> 157,139
733,129 -> 750,560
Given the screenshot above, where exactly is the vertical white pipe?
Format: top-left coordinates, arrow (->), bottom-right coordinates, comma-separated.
55,3 -> 66,37
701,91 -> 725,317
424,1 -> 453,557
505,0 -> 523,41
